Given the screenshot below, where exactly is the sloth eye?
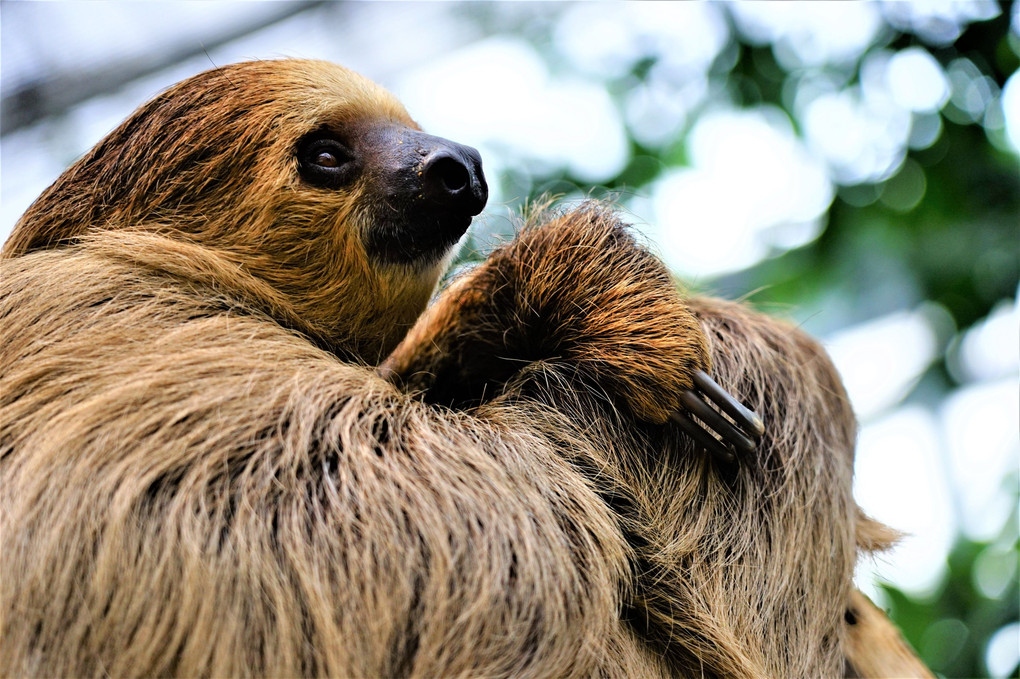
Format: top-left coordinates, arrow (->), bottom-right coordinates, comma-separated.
314,151 -> 340,168
296,135 -> 357,189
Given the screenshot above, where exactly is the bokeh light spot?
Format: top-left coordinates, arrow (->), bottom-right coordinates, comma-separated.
854,406 -> 954,595
921,618 -> 970,670
879,158 -> 927,212
825,308 -> 938,419
886,47 -> 950,113
986,622 -> 1020,678
649,107 -> 831,275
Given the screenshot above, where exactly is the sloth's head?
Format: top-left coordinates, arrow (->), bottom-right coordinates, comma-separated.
5,59 -> 487,360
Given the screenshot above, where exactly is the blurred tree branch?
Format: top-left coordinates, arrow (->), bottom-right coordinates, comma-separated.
0,1 -> 327,136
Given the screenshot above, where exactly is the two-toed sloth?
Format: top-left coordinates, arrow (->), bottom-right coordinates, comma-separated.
1,59 -> 907,678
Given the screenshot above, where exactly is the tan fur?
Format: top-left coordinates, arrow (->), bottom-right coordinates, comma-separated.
2,59 -> 899,678
3,59 -> 441,362
844,590 -> 934,678
383,211 -> 868,677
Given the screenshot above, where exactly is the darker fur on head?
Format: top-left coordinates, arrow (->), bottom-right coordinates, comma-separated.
2,60 -> 892,678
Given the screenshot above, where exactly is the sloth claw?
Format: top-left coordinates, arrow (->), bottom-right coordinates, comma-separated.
692,369 -> 764,436
671,370 -> 764,465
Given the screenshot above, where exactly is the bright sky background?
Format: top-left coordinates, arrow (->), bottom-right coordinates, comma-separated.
2,6 -> 1018,666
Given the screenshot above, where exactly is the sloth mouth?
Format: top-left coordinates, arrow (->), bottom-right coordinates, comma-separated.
365,212 -> 473,266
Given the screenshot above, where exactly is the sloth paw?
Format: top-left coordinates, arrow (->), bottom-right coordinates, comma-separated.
670,370 -> 764,465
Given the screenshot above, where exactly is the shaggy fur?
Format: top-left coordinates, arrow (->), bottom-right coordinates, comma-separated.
4,59 -> 439,362
2,59 -> 886,678
382,213 -> 871,677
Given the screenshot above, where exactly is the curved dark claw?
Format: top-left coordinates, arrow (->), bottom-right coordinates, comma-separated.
693,369 -> 764,437
678,390 -> 757,454
670,410 -> 736,465
673,369 -> 764,464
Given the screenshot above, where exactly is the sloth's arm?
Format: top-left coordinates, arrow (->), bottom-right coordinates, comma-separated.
380,206 -> 706,425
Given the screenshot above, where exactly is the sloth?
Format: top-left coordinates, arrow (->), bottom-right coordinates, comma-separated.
1,59 -> 920,678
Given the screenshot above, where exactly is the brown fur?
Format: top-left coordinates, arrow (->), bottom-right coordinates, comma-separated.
3,59 -> 439,362
2,59 -> 889,678
381,213 -> 867,677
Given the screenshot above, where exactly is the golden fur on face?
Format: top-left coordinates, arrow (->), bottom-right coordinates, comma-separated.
1,60 -> 904,678
4,60 -> 455,361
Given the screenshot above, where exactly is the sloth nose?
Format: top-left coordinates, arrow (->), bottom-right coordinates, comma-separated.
421,142 -> 487,216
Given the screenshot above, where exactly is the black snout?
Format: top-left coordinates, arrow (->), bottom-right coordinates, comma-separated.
363,125 -> 489,265
421,143 -> 487,216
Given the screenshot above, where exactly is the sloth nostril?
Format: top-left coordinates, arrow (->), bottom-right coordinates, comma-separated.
433,156 -> 469,194
421,148 -> 486,216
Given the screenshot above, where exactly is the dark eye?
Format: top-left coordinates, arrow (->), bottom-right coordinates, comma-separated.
296,135 -> 357,188
314,150 -> 340,168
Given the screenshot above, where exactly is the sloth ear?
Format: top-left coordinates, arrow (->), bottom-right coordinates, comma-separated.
855,507 -> 902,553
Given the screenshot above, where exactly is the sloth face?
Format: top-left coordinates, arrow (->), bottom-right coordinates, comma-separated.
294,122 -> 487,266
7,59 -> 486,358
